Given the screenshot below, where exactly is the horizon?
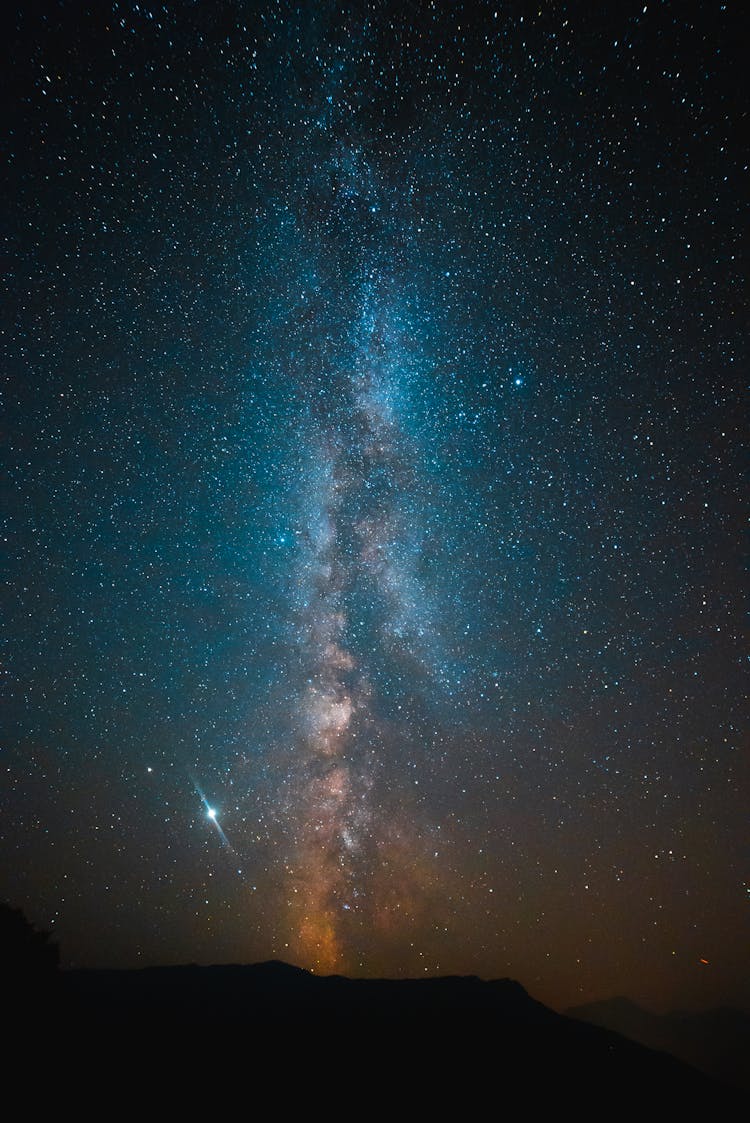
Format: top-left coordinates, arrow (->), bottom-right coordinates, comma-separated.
16,934 -> 750,1019
32,928 -> 747,1018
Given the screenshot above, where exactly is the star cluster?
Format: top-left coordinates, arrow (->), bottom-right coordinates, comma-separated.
3,1 -> 746,1010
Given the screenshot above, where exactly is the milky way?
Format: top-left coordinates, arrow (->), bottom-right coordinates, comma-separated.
283,331 -> 392,965
3,1 -> 747,1011
274,150 -> 455,970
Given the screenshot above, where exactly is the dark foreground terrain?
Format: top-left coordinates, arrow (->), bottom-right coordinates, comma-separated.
7,962 -> 745,1112
567,996 -> 750,1092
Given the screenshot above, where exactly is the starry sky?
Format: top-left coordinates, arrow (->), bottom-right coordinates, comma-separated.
3,0 -> 747,1012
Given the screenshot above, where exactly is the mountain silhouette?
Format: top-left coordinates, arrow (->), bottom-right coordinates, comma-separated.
7,960 -> 741,1111
566,996 -> 750,1092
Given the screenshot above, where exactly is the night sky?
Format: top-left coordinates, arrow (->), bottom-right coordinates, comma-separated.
3,0 -> 747,1013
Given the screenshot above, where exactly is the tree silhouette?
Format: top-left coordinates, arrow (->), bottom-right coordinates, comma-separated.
0,902 -> 59,980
